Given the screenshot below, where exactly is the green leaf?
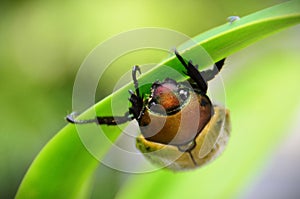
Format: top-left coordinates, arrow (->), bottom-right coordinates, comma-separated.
115,38 -> 300,199
16,1 -> 300,199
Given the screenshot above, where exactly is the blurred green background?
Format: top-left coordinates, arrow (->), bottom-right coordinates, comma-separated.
1,0 -> 299,198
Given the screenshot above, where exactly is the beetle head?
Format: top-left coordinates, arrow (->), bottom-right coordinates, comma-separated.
148,78 -> 189,115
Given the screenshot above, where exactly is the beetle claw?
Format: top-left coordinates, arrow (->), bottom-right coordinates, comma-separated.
65,112 -> 79,123
128,90 -> 135,95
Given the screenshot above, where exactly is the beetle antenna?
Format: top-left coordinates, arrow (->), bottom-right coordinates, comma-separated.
132,65 -> 141,97
174,49 -> 188,67
175,49 -> 208,93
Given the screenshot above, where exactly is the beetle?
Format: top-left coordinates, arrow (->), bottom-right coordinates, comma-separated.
67,50 -> 231,171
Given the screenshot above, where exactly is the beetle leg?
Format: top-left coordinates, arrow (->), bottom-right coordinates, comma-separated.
66,65 -> 145,125
175,50 -> 208,93
200,58 -> 226,81
66,112 -> 132,125
129,65 -> 145,121
132,65 -> 141,98
129,90 -> 144,121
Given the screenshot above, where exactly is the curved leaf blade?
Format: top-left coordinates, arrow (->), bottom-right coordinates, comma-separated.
16,1 -> 300,199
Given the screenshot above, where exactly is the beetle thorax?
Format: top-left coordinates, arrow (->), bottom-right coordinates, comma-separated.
138,78 -> 213,148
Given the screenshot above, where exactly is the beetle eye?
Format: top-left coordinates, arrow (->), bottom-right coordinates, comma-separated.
178,88 -> 189,101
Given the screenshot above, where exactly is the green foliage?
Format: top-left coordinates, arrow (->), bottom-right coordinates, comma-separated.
16,1 -> 300,199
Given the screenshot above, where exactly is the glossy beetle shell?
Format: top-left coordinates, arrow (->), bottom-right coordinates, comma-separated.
139,88 -> 212,146
136,106 -> 231,171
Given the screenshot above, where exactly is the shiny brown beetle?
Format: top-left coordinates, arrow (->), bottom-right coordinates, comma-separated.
67,50 -> 230,170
